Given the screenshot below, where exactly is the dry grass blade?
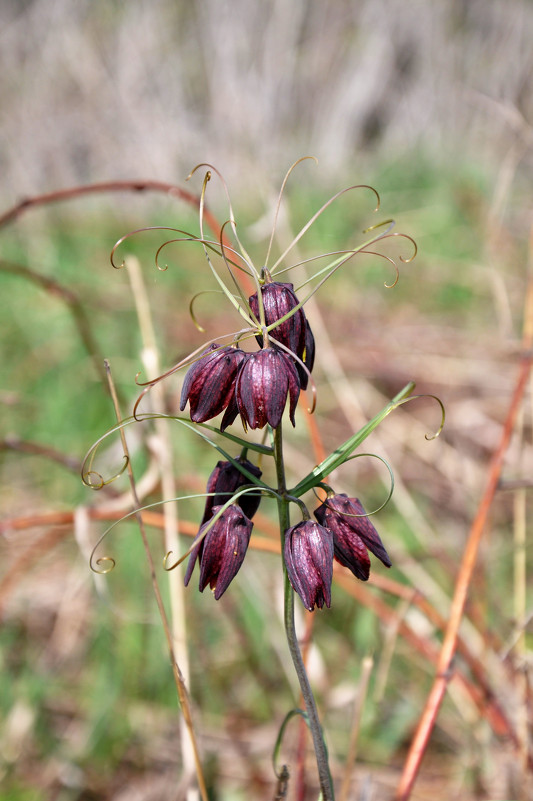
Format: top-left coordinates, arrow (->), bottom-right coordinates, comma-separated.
395,327 -> 533,801
102,360 -> 208,801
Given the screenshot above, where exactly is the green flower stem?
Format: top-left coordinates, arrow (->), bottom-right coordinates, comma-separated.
273,424 -> 335,801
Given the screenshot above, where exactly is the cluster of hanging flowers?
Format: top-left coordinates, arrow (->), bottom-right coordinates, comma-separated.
99,159 -> 423,611
186,464 -> 392,611
178,267 -> 391,610
179,279 -> 312,432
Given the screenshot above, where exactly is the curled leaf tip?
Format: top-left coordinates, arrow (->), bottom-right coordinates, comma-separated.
163,550 -> 176,571
81,455 -> 129,490
91,556 -> 116,575
363,217 -> 395,235
397,391 -> 445,440
399,235 -> 418,263
82,470 -> 104,490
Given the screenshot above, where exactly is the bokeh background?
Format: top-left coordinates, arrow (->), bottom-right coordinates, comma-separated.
1,1 -> 533,800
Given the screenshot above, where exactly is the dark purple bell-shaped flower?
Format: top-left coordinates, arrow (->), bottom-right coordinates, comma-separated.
199,458 -> 263,527
180,343 -> 246,424
184,504 -> 253,599
249,281 -> 306,357
314,494 -> 391,581
235,347 -> 300,430
284,520 -> 333,611
249,281 -> 315,390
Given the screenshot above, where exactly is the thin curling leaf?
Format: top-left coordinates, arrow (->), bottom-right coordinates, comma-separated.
284,521 -> 334,611
180,343 -> 246,423
235,347 -> 300,430
291,381 -> 417,497
187,162 -> 256,274
270,183 -> 380,274
264,155 -> 318,270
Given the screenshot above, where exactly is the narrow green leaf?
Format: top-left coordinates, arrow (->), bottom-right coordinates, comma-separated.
290,381 -> 416,497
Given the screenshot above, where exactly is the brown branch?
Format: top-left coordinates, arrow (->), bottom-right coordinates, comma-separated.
0,179 -> 257,294
335,570 -> 514,739
0,260 -> 110,390
0,180 -> 202,229
1,435 -> 81,473
1,501 -> 515,741
395,349 -> 533,800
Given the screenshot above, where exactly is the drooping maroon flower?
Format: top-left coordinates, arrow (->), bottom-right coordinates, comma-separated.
184,504 -> 253,599
314,494 -> 391,581
180,343 -> 246,424
199,458 -> 263,527
284,520 -> 334,611
249,281 -> 315,390
235,347 -> 300,430
249,281 -> 306,356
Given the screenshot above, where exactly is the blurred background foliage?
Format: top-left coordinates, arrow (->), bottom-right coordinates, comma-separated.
1,1 -> 533,800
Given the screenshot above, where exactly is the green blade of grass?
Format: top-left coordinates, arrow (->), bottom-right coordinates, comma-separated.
290,381 -> 416,497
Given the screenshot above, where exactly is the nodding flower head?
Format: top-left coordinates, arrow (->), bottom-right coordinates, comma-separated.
184,504 -> 253,600
314,494 -> 391,581
249,281 -> 315,390
199,458 -> 263,527
249,281 -> 306,355
235,347 -> 300,430
180,343 -> 246,424
284,520 -> 334,611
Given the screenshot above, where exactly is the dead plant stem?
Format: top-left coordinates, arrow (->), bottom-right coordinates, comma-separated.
126,255 -> 198,798
395,349 -> 533,800
104,360 -> 208,801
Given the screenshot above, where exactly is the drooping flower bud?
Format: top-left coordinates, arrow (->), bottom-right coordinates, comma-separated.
180,343 -> 246,424
249,281 -> 306,357
249,281 -> 315,389
284,520 -> 333,611
199,458 -> 263,527
184,504 -> 253,600
314,494 -> 391,581
235,347 -> 300,430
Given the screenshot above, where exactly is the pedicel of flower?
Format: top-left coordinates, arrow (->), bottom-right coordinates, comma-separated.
180,343 -> 246,424
235,347 -> 300,430
284,520 -> 334,611
184,504 -> 253,600
314,493 -> 392,578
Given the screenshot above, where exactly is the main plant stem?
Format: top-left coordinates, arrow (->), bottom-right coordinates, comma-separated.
273,424 -> 335,801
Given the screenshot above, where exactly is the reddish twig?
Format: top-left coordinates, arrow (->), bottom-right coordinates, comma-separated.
1,503 -> 515,741
0,179 -> 256,294
395,349 -> 533,800
0,260 -> 110,390
1,435 -> 81,473
0,180 -> 200,229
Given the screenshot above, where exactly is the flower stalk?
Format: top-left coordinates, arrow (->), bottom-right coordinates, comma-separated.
274,424 -> 335,801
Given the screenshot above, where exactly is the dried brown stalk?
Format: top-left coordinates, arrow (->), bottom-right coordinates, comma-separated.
395,345 -> 533,800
